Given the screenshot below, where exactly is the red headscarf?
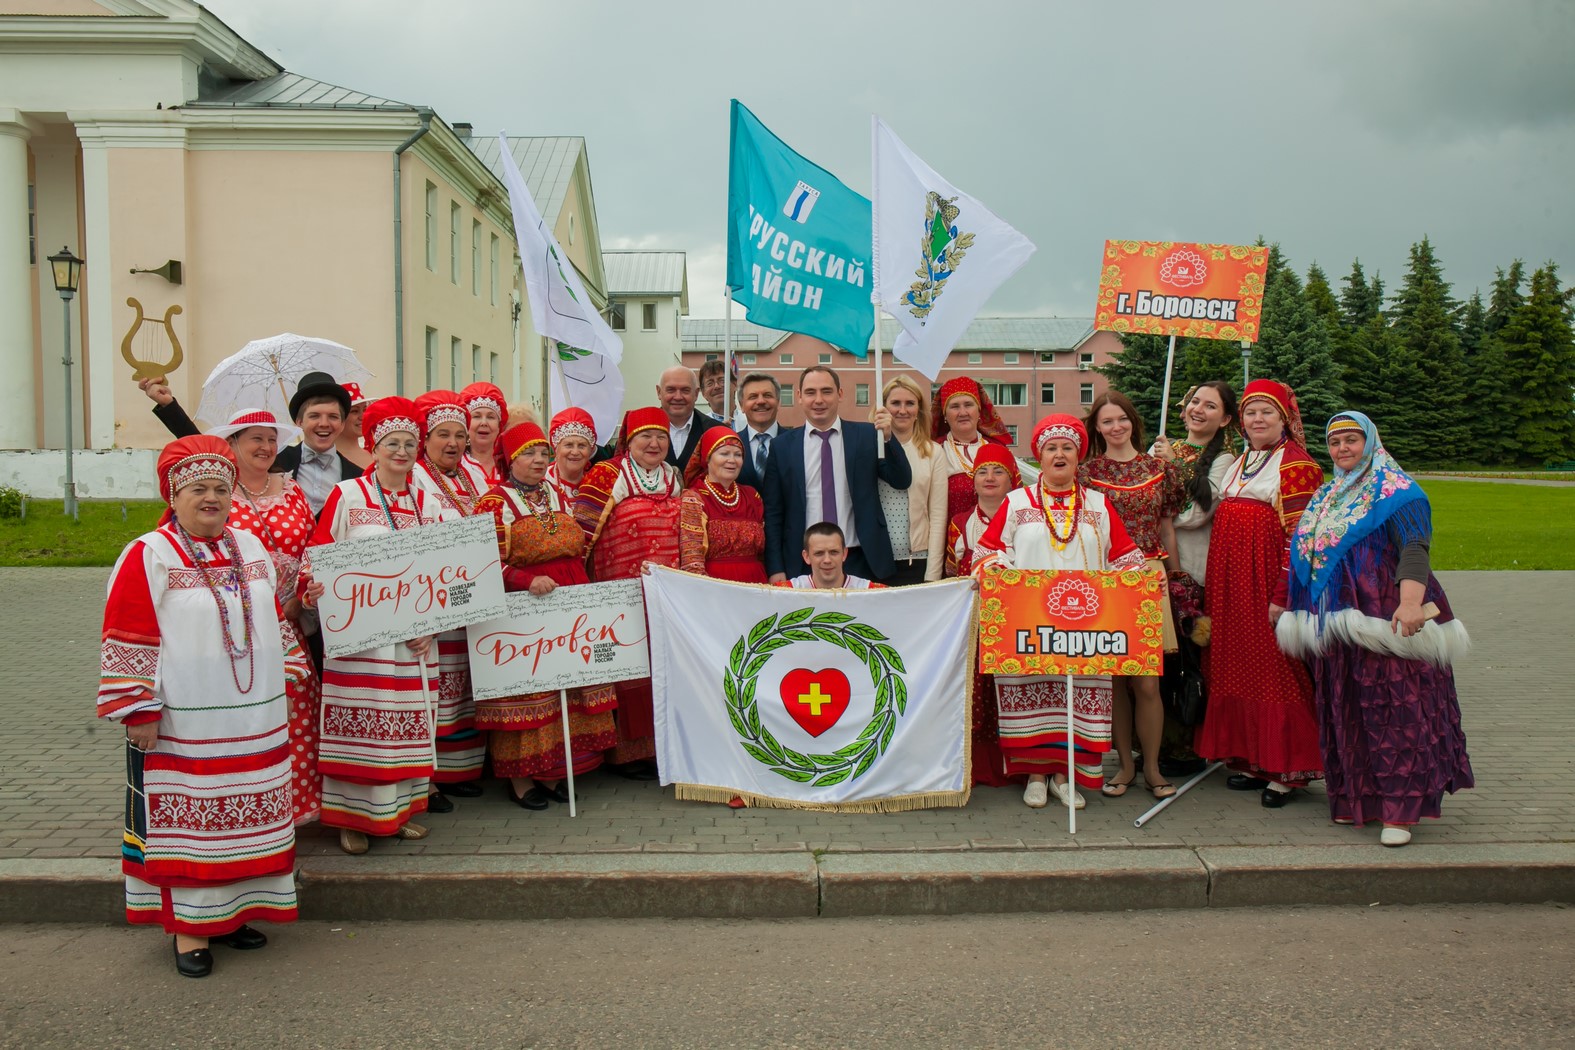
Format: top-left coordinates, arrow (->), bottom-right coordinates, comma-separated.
412,390 -> 471,437
1032,413 -> 1089,460
685,425 -> 743,488
497,421 -> 548,472
459,382 -> 507,422
617,406 -> 670,455
972,441 -> 1022,489
157,435 -> 237,506
360,396 -> 424,454
549,407 -> 597,448
930,376 -> 1012,446
1241,379 -> 1306,447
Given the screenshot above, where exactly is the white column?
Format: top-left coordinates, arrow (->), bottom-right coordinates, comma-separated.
0,111 -> 38,450
30,129 -> 84,452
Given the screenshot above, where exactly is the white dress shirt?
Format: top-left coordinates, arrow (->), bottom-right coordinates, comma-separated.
801,418 -> 858,548
295,445 -> 340,514
668,413 -> 696,458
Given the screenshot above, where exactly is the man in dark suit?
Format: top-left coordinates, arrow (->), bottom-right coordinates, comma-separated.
272,371 -> 361,515
735,371 -> 786,492
658,364 -> 722,475
761,365 -> 911,584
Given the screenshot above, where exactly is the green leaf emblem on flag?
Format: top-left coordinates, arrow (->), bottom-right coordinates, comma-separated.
904,191 -> 976,322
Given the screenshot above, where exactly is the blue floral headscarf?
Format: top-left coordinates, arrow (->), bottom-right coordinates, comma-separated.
1290,411 -> 1430,608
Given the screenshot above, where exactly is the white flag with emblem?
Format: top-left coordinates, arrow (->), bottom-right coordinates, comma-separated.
871,115 -> 1037,380
643,566 -> 974,811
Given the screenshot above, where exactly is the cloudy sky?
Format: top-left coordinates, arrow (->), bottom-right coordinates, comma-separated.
208,0 -> 1574,319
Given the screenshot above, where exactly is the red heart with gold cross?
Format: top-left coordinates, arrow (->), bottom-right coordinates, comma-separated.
779,668 -> 851,737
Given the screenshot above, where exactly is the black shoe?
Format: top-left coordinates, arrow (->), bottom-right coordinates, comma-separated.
507,783 -> 551,810
541,782 -> 573,804
609,762 -> 659,782
1226,774 -> 1268,791
1260,786 -> 1295,808
212,924 -> 267,950
443,781 -> 484,798
426,791 -> 455,814
173,939 -> 213,978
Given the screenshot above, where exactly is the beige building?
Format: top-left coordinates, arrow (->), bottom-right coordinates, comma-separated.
0,0 -> 612,497
603,249 -> 688,404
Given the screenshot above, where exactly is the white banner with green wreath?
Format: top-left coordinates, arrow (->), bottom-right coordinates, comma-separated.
643,566 -> 974,812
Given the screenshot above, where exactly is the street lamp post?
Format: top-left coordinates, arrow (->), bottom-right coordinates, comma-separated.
1241,347 -> 1251,390
47,246 -> 85,520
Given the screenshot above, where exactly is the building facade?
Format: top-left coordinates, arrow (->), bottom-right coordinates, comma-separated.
602,249 -> 688,406
681,317 -> 1120,458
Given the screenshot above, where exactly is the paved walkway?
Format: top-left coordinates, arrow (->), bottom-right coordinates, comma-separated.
3,569 -> 1569,863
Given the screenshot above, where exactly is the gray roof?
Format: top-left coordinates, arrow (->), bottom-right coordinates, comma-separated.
466,136 -> 583,228
681,315 -> 1097,353
189,71 -> 416,111
603,251 -> 687,297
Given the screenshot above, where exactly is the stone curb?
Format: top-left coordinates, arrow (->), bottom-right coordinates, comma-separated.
3,844 -> 1571,922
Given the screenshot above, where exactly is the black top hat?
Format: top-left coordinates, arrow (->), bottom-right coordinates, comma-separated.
289,371 -> 351,422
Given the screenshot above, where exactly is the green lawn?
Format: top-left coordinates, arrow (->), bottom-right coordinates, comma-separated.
0,482 -> 1570,570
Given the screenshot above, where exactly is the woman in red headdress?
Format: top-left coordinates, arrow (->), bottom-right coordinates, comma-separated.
473,422 -> 618,808
208,409 -> 322,827
99,437 -> 300,976
573,407 -> 685,775
924,376 -> 1022,581
408,391 -> 488,808
335,382 -> 375,471
460,381 -> 508,486
679,426 -> 767,584
942,441 -> 1022,788
545,407 -> 598,502
301,397 -> 455,854
1196,379 -> 1325,808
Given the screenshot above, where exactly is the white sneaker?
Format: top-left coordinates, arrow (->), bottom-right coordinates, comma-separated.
1051,779 -> 1087,810
1023,781 -> 1049,808
1380,826 -> 1412,847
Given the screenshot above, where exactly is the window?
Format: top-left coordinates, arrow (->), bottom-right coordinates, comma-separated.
779,387 -> 794,407
610,302 -> 626,331
1080,382 -> 1095,405
818,352 -> 832,364
472,345 -> 481,383
451,337 -> 462,387
424,182 -> 436,270
450,201 -> 461,284
779,353 -> 793,365
489,234 -> 500,305
1040,383 -> 1056,405
704,353 -> 719,362
424,327 -> 438,387
855,383 -> 870,407
967,352 -> 983,365
1002,352 -> 1019,364
1079,351 -> 1095,371
1005,424 -> 1019,445
741,354 -> 757,365
991,383 -> 1027,406
489,352 -> 500,384
642,302 -> 657,331
471,220 -> 481,296
1038,351 -> 1056,364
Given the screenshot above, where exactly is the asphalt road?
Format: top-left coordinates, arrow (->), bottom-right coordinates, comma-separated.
2,905 -> 1570,1049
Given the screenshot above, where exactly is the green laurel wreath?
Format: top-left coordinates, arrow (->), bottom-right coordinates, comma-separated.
723,608 -> 908,787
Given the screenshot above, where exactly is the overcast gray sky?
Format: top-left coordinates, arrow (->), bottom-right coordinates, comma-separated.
209,0 -> 1574,320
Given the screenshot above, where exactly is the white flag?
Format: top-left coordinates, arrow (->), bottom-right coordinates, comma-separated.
871,116 -> 1036,380
644,566 -> 974,811
495,132 -> 623,366
547,346 -> 624,445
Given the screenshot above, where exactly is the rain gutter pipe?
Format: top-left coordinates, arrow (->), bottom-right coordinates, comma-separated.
392,108 -> 434,395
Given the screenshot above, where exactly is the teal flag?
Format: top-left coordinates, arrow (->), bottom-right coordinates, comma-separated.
727,100 -> 874,357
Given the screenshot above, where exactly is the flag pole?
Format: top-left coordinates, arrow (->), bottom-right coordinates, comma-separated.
559,688 -> 578,819
1065,670 -> 1076,835
724,287 -> 734,426
872,305 -> 885,459
1158,334 -> 1177,439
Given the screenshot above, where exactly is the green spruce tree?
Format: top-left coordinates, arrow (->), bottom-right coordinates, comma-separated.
1456,289 -> 1512,463
1497,262 -> 1575,464
1370,315 -> 1431,462
1387,238 -> 1471,465
1250,262 -> 1344,438
1180,337 -> 1247,395
1338,259 -> 1381,329
1485,261 -> 1526,336
1097,333 -> 1171,438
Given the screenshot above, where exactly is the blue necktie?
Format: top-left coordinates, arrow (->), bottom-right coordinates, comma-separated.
814,430 -> 836,529
755,432 -> 770,474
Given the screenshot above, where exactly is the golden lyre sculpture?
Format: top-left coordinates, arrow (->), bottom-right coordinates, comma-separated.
120,297 -> 184,381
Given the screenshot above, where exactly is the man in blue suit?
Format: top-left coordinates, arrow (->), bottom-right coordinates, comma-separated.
735,371 -> 786,492
761,365 -> 911,584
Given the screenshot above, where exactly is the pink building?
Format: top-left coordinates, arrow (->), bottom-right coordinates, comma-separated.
682,317 -> 1120,457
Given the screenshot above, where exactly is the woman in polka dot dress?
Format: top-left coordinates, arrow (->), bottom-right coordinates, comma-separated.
210,409 -> 323,826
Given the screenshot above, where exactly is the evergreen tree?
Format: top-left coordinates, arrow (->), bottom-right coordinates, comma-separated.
1387,238 -> 1471,464
1458,291 -> 1486,355
1181,337 -> 1246,396
1342,314 -> 1395,431
1370,316 -> 1431,463
1249,264 -> 1345,438
1485,261 -> 1526,336
1097,333 -> 1170,438
1338,259 -> 1381,329
1456,290 -> 1511,462
1304,263 -> 1342,329
1498,262 -> 1575,464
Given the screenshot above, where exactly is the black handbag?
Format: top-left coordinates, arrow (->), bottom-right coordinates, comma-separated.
1172,636 -> 1208,728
